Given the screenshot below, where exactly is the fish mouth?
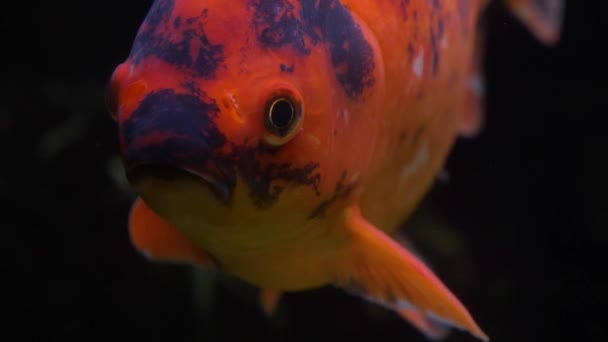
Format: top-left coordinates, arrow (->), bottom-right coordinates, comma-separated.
126,163 -> 233,202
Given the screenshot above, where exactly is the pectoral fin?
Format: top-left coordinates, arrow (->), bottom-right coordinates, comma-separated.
334,206 -> 488,341
129,197 -> 215,269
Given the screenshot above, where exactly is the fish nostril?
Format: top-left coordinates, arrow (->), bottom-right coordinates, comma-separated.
223,91 -> 244,124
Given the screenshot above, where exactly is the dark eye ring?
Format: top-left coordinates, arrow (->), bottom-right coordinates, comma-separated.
264,94 -> 303,146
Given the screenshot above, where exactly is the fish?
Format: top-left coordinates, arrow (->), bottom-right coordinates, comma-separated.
106,0 -> 564,340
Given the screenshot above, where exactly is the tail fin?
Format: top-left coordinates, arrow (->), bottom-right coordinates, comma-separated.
503,0 -> 565,45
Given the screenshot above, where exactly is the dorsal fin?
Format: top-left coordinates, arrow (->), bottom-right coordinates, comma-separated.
460,0 -> 564,138
503,0 -> 565,45
458,31 -> 486,138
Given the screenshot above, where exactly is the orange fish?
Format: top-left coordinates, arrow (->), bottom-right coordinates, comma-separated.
106,0 -> 563,340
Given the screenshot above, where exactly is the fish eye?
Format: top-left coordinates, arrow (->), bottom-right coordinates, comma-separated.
264,93 -> 303,147
269,98 -> 294,129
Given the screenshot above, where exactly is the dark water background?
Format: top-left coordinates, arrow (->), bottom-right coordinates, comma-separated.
2,1 -> 605,341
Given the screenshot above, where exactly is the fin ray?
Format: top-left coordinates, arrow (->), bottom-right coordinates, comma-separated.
334,206 -> 488,341
398,308 -> 451,340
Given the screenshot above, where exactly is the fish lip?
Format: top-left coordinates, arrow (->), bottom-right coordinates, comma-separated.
126,163 -> 233,203
182,167 -> 232,202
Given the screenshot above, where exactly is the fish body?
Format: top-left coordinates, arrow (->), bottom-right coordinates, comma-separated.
107,0 -> 563,340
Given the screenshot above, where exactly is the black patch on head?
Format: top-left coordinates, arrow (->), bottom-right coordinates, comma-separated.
122,89 -> 226,166
180,80 -> 203,98
130,0 -> 224,79
122,89 -> 321,209
252,0 -> 309,53
173,16 -> 182,29
280,63 -> 295,73
193,30 -> 225,78
310,1 -> 375,98
233,143 -> 320,209
308,171 -> 355,219
250,0 -> 376,99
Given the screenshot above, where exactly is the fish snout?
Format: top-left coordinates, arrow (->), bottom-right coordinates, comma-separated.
119,88 -> 234,202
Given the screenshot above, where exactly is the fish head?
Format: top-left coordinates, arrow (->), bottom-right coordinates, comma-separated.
106,0 -> 385,237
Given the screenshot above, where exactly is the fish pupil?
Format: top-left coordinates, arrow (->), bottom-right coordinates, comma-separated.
269,98 -> 294,131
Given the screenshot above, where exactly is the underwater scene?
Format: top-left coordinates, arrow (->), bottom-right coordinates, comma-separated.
3,1 -> 605,341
